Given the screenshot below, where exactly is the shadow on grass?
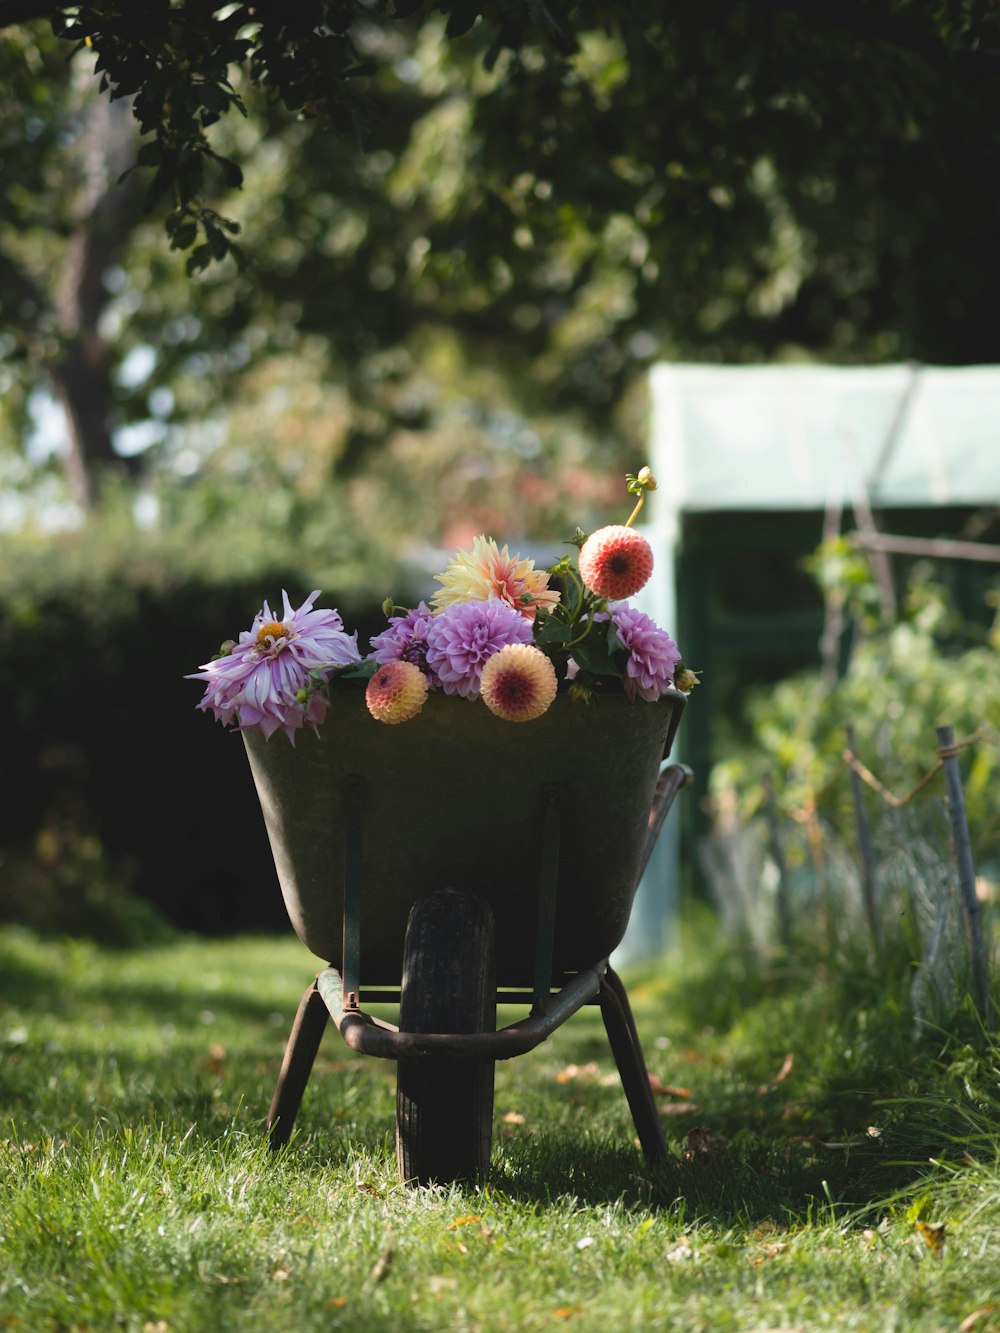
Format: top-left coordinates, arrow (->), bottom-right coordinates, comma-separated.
480,1125 -> 923,1225
0,932 -> 320,1033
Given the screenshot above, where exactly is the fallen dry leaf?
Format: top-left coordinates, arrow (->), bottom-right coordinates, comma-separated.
502,1110 -> 526,1124
683,1125 -> 721,1159
959,1304 -> 998,1332
556,1062 -> 600,1084
773,1052 -> 794,1082
659,1101 -> 701,1116
915,1220 -> 947,1257
365,1232 -> 394,1288
666,1240 -> 695,1262
757,1053 -> 793,1093
271,1269 -> 291,1283
648,1073 -> 692,1098
750,1243 -> 788,1266
448,1215 -> 482,1229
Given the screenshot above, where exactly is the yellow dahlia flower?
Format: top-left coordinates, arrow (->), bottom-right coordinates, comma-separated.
365,661 -> 430,724
431,535 -> 560,621
480,644 -> 558,722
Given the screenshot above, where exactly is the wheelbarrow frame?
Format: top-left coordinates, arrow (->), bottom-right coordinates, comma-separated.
264,757 -> 692,1174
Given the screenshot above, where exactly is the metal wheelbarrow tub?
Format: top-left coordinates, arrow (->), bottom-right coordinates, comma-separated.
244,685 -> 685,977
243,684 -> 689,1186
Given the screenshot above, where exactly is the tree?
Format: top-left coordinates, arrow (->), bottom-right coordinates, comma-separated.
0,29 -> 146,505
2,2 -> 999,513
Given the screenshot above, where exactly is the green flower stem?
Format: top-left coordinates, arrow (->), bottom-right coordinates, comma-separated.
625,492 -> 646,528
561,616 -> 598,653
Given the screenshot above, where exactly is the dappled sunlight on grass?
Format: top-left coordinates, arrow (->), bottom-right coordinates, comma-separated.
2,920 -> 999,1330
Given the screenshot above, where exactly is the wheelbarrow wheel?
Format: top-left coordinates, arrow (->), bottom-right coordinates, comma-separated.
396,887 -> 496,1186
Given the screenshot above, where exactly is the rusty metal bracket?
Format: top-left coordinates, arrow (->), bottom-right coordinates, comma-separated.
316,963 -> 603,1061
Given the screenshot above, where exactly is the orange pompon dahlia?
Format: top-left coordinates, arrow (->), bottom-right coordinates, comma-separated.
365,661 -> 429,724
431,535 -> 560,621
577,525 -> 654,600
479,644 -> 558,722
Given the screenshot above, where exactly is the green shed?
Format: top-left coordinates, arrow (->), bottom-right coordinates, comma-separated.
618,361 -> 1000,960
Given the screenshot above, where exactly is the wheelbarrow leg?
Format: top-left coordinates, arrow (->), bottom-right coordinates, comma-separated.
599,965 -> 668,1168
267,978 -> 329,1150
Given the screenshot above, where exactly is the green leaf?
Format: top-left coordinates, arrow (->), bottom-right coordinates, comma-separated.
445,1 -> 481,39
171,221 -> 198,250
203,221 -> 229,261
186,244 -> 213,274
339,658 -> 379,680
571,636 -> 620,678
534,619 -> 572,645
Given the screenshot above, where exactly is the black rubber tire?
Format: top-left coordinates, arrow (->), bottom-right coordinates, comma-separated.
396,887 -> 496,1186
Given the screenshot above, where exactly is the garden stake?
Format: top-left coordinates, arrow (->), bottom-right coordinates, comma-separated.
846,727 -> 881,960
936,725 -> 992,1028
763,774 -> 792,950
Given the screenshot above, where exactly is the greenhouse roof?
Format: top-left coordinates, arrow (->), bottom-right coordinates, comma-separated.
649,362 -> 1000,512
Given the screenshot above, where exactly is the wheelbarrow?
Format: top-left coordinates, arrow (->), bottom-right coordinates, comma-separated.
244,684 -> 690,1185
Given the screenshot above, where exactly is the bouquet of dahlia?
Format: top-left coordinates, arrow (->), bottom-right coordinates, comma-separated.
188,468 -> 697,741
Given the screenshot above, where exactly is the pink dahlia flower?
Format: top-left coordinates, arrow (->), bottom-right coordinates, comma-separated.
369,601 -> 436,675
578,525 -> 654,600
480,644 -> 558,722
424,598 -> 533,698
188,590 -> 360,741
611,604 -> 681,703
366,660 -> 430,724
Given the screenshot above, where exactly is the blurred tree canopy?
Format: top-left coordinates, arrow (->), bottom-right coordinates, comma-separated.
1,2 -> 999,537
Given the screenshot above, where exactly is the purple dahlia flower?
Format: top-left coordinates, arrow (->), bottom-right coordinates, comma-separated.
369,601 -> 436,675
188,590 -> 360,742
424,598 -> 533,698
610,604 -> 681,702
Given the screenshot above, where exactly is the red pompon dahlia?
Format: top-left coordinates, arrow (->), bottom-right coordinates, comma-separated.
578,525 -> 654,600
365,660 -> 429,724
479,644 -> 558,722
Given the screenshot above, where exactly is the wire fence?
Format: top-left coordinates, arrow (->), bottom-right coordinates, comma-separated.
700,725 -> 997,1032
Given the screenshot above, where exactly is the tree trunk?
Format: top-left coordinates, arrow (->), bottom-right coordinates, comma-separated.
50,91 -> 143,507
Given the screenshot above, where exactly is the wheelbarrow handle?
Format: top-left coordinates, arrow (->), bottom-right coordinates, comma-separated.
636,762 -> 693,884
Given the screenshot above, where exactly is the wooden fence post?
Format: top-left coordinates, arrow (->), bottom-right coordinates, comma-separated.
936,724 -> 992,1028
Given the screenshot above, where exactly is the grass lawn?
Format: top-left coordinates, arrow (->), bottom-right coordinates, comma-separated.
1,917 -> 998,1332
